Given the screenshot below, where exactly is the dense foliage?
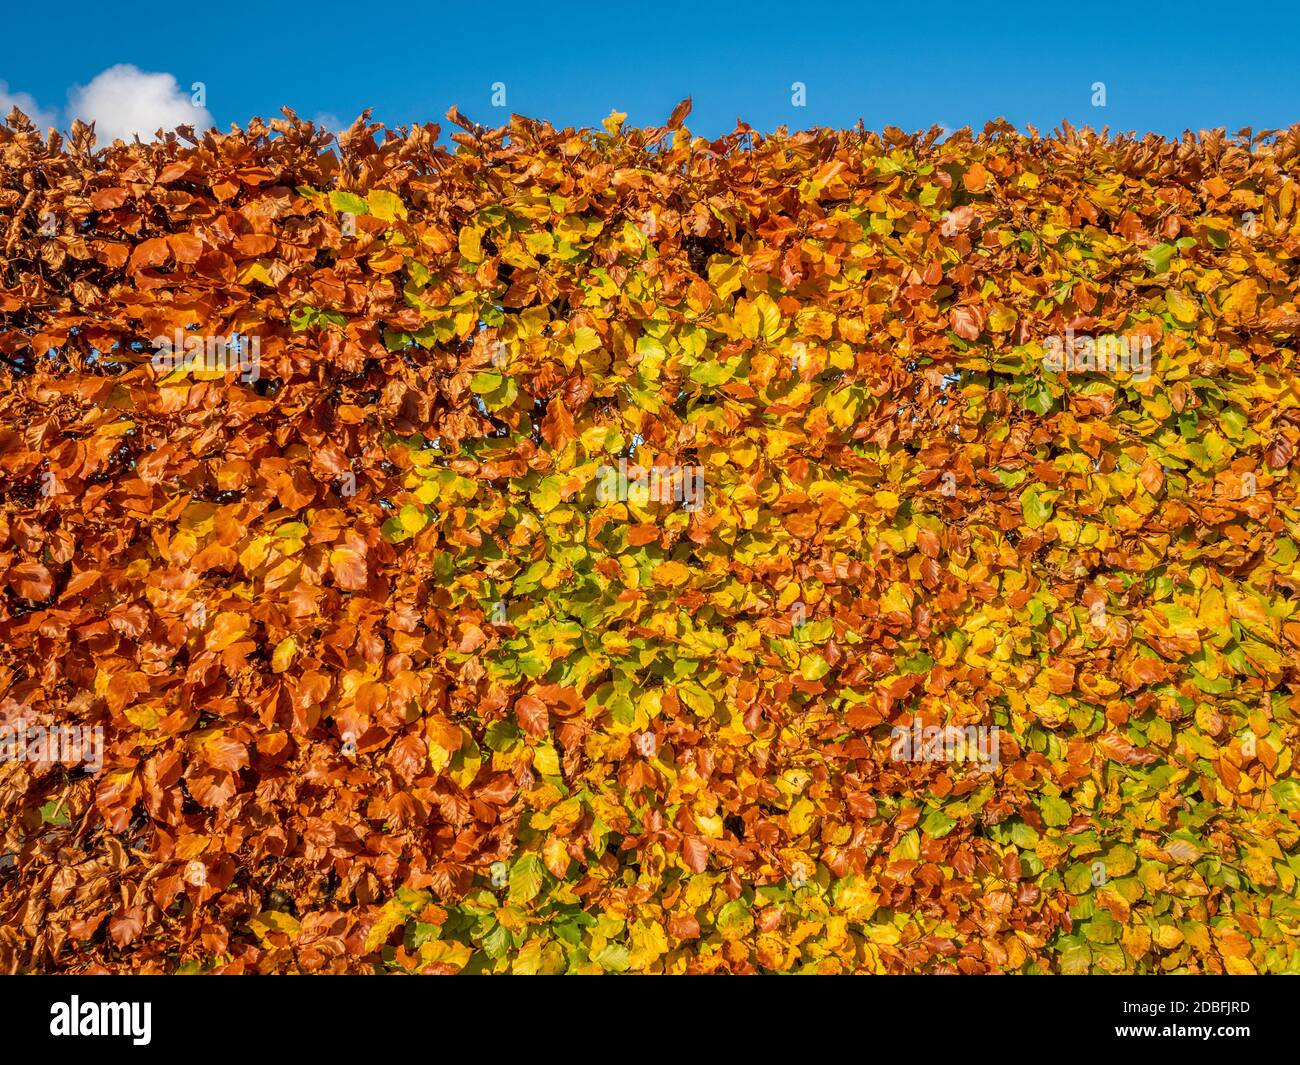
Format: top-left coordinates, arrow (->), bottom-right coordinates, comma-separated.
2,102 -> 1299,973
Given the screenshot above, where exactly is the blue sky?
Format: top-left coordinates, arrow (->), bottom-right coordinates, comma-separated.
2,0 -> 1298,139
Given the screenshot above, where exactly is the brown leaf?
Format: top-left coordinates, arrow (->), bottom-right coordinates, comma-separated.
515,695 -> 549,739
7,561 -> 52,600
109,908 -> 144,948
1266,433 -> 1294,469
951,304 -> 984,340
682,836 -> 709,873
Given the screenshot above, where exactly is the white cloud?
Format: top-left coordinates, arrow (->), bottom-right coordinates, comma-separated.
0,80 -> 57,130
67,64 -> 213,144
312,112 -> 345,134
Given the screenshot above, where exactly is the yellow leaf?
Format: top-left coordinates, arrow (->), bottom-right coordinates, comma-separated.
628,918 -> 668,970
206,611 -> 248,652
1154,924 -> 1184,949
532,742 -> 561,777
248,911 -> 299,944
418,938 -> 472,970
987,305 -> 1017,332
271,637 -> 297,673
1166,288 -> 1198,324
459,226 -> 484,263
652,561 -> 691,587
788,797 -> 816,835
1221,277 -> 1258,318
368,189 -> 407,222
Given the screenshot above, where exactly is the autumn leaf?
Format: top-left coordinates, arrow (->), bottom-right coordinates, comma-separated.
515,694 -> 549,738
3,103 -> 1297,980
329,547 -> 368,590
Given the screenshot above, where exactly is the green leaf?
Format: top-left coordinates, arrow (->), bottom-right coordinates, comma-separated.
900,651 -> 934,674
1272,780 -> 1300,811
921,808 -> 956,838
482,921 -> 512,959
608,693 -> 635,726
799,653 -> 831,681
485,720 -> 523,752
592,941 -> 630,972
715,899 -> 754,938
1009,821 -> 1039,848
39,800 -> 68,826
1040,795 -> 1072,828
1064,863 -> 1094,894
689,361 -> 733,386
329,190 -> 369,216
1022,381 -> 1054,416
1144,242 -> 1175,274
508,853 -> 545,904
1020,486 -> 1054,529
